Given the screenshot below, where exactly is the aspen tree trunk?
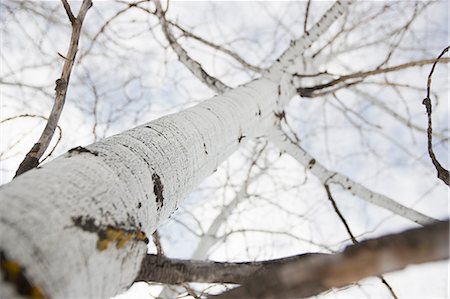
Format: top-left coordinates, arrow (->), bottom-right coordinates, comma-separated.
0,2 -> 350,298
0,78 -> 282,299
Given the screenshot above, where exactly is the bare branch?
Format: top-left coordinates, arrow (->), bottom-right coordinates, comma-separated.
269,0 -> 351,77
422,45 -> 450,186
135,253 -> 327,284
167,20 -> 263,73
213,220 -> 449,299
303,0 -> 311,34
297,57 -> 450,97
269,129 -> 437,225
152,230 -> 165,256
324,185 -> 398,299
153,0 -> 230,94
61,0 -> 76,25
14,0 -> 93,178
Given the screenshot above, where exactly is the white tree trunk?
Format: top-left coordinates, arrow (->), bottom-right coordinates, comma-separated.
0,2 -> 351,298
0,78 -> 282,299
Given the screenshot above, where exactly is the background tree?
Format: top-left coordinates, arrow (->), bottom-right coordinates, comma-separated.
0,1 -> 448,299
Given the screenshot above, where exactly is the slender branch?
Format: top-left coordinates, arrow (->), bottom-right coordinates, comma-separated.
153,0 -> 229,94
61,0 -> 76,24
422,45 -> 449,186
269,0 -> 351,78
135,253 -> 327,284
324,185 -> 398,299
0,114 -> 63,164
324,185 -> 357,244
303,0 -> 311,34
213,220 -> 449,299
167,20 -> 263,73
14,0 -> 92,178
78,0 -> 150,63
297,57 -> 450,97
269,129 -> 437,225
152,230 -> 165,256
352,86 -> 446,140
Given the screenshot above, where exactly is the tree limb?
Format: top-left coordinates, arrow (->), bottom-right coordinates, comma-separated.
61,0 -> 76,25
14,0 -> 92,178
213,220 -> 449,299
153,0 -> 230,94
269,129 -> 437,225
297,57 -> 450,97
135,253 -> 327,284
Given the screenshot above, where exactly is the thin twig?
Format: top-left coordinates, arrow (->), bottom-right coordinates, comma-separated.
324,184 -> 398,299
422,45 -> 449,186
152,230 -> 165,256
167,20 -> 263,73
303,0 -> 311,34
153,0 -> 229,94
61,0 -> 76,24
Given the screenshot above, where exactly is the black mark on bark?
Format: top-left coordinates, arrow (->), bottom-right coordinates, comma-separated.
203,143 -> 208,155
152,173 -> 164,211
274,110 -> 286,122
68,146 -> 98,156
0,250 -> 46,299
307,159 -> 316,169
238,135 -> 246,143
72,215 -> 98,233
14,143 -> 41,178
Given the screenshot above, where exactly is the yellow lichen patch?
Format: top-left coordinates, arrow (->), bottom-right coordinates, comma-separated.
96,228 -> 148,251
96,239 -> 110,251
116,233 -> 133,249
30,286 -> 45,299
135,230 -> 147,241
2,259 -> 21,281
105,227 -> 124,242
0,251 -> 47,299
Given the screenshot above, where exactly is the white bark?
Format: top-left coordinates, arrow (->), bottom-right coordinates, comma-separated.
0,78 -> 281,299
158,172 -> 258,298
268,129 -> 437,226
0,2 -> 349,298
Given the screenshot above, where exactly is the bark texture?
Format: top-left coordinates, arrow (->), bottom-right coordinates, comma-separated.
0,78 -> 281,299
0,2 -> 355,298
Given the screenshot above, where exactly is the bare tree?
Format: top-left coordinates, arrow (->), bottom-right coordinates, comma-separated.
0,1 -> 448,299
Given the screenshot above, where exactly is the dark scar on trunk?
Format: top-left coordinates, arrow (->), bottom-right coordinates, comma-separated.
152,173 -> 164,211
72,216 -> 149,251
0,250 -> 47,299
68,146 -> 98,156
